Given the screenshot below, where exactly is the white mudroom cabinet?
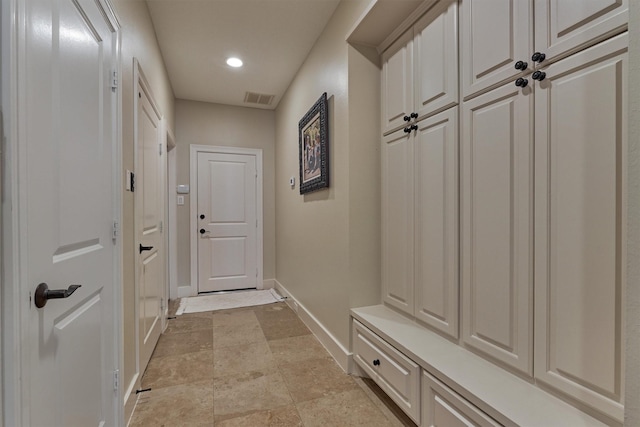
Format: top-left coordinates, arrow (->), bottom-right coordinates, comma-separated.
353,0 -> 628,425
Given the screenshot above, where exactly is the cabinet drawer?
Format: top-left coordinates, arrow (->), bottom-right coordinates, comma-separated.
352,320 -> 420,423
423,372 -> 502,427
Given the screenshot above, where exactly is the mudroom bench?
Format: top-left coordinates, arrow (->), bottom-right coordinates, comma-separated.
350,305 -> 608,427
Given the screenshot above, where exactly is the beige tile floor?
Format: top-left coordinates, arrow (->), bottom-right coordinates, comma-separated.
130,300 -> 417,427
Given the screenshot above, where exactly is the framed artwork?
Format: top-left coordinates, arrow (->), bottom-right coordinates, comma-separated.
299,92 -> 329,194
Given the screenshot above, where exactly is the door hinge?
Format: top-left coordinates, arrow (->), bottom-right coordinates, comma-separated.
113,221 -> 119,240
159,221 -> 163,233
159,143 -> 163,156
130,172 -> 135,192
256,268 -> 258,278
113,370 -> 119,391
111,70 -> 118,90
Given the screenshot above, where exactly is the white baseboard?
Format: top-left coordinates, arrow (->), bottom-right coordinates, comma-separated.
123,373 -> 140,426
273,280 -> 352,372
262,279 -> 275,289
177,285 -> 194,298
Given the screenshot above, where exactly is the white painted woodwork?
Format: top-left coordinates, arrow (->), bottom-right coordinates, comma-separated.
352,306 -> 608,427
534,33 -> 627,423
381,29 -> 414,135
461,82 -> 533,375
460,0 -> 532,100
422,372 -> 501,427
353,320 -> 421,423
414,107 -> 459,339
197,152 -> 258,292
382,130 -> 414,315
23,0 -> 118,424
413,0 -> 458,121
534,0 -> 628,63
136,76 -> 164,374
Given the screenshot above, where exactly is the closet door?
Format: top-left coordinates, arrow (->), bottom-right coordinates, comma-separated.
534,33 -> 627,423
460,0 -> 531,100
414,107 -> 458,339
534,0 -> 628,63
382,129 -> 414,315
382,30 -> 413,135
461,82 -> 533,375
413,0 -> 458,121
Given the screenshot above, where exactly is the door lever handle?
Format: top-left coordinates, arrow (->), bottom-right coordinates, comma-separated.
34,283 -> 81,308
139,244 -> 154,253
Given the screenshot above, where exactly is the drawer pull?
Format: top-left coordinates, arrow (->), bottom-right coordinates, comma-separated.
373,359 -> 381,366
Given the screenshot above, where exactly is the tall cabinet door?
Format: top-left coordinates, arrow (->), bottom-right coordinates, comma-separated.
534,33 -> 627,423
382,129 -> 414,315
382,30 -> 414,135
460,0 -> 531,100
414,108 -> 459,339
461,82 -> 533,375
534,0 -> 628,62
413,0 -> 458,121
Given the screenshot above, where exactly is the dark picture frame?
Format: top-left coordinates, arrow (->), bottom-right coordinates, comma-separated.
299,92 -> 329,194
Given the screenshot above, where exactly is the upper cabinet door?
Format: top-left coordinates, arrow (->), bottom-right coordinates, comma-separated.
414,107 -> 459,339
382,129 -> 415,316
461,81 -> 533,376
460,0 -> 532,100
534,0 -> 628,63
413,0 -> 458,121
534,33 -> 627,423
382,29 -> 414,135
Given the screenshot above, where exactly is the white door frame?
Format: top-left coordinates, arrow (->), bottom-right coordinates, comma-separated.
1,0 -> 123,424
167,135 -> 179,300
189,145 -> 264,296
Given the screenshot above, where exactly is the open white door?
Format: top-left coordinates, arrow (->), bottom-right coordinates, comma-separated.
196,150 -> 261,293
135,63 -> 164,374
16,0 -> 120,424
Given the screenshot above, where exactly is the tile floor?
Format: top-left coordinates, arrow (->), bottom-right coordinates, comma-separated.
129,300 -> 417,426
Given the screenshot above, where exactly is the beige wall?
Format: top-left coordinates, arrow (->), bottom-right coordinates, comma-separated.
174,100 -> 276,286
111,0 -> 175,413
274,0 -> 381,349
626,1 -> 640,424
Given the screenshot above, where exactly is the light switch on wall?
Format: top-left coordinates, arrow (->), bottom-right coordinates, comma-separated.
289,176 -> 295,188
177,195 -> 184,205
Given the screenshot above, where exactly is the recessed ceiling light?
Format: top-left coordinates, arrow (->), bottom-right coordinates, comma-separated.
226,57 -> 243,68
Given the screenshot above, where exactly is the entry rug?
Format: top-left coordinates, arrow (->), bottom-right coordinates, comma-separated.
176,288 -> 285,315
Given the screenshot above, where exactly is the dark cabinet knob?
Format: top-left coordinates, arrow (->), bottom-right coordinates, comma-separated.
514,60 -> 528,70
515,77 -> 528,88
403,115 -> 411,122
532,70 -> 546,81
403,127 -> 411,133
200,228 -> 206,234
410,112 -> 418,119
531,52 -> 546,63
199,214 -> 205,220
410,124 -> 418,132
373,359 -> 381,366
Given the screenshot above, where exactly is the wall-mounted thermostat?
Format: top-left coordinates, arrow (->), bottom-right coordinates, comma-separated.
177,184 -> 190,194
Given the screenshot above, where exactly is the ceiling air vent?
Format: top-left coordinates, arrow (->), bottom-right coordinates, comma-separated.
244,91 -> 275,106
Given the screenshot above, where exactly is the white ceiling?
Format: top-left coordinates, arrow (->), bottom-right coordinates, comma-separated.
146,0 -> 342,110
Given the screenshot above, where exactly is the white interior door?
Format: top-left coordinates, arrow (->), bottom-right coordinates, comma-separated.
197,152 -> 258,292
136,76 -> 164,373
23,0 -> 118,424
